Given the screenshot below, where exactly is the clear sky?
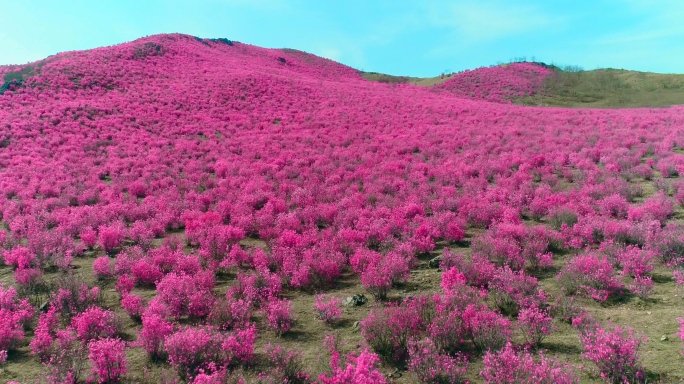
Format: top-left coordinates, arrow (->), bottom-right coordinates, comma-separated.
1,0 -> 683,76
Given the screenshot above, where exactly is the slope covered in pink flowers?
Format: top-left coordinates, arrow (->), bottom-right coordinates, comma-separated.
2,34 -> 684,383
435,62 -> 553,103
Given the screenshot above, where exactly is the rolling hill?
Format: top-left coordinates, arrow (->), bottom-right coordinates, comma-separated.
1,34 -> 684,383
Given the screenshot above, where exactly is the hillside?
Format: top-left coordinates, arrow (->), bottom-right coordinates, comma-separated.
519,67 -> 684,108
1,34 -> 684,383
363,63 -> 684,108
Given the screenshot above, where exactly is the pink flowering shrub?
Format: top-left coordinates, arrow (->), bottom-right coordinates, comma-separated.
92,256 -> 114,279
353,249 -> 411,300
490,266 -> 544,316
156,271 -> 215,319
0,284 -> 34,327
262,344 -> 311,383
557,253 -> 623,302
51,277 -> 101,320
207,297 -> 252,331
0,308 -> 25,359
628,191 -> 674,225
131,258 -> 164,287
263,298 -> 293,336
462,304 -> 512,352
319,335 -> 386,384
138,311 -> 174,360
678,316 -> 684,355
44,330 -> 89,384
408,338 -> 469,383
88,338 -> 127,383
615,245 -> 654,277
98,222 -> 127,254
481,342 -> 578,384
165,325 -> 257,380
227,269 -> 282,307
70,306 -> 119,342
30,307 -> 61,361
120,294 -> 145,320
517,305 -> 554,347
629,275 -> 654,300
114,275 -> 135,296
79,228 -> 97,249
440,250 -> 496,287
579,324 -> 646,383
314,294 -> 343,323
361,296 -> 434,364
2,246 -> 36,269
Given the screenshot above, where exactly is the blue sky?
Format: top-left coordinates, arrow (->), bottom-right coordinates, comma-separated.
2,0 -> 683,76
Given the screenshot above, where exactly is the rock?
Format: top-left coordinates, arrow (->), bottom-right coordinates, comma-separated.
387,369 -> 402,379
352,321 -> 360,331
343,294 -> 368,307
428,255 -> 442,268
646,311 -> 652,315
660,335 -> 668,341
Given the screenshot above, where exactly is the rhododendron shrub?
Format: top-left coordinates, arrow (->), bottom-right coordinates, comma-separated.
408,338 -> 469,384
120,294 -> 145,320
314,294 -> 343,323
207,297 -> 251,331
361,297 -> 434,364
352,248 -> 411,300
138,312 -> 174,360
319,335 -> 386,384
263,298 -> 293,336
227,269 -> 281,306
678,316 -> 684,356
440,249 -> 496,287
156,271 -> 215,319
629,275 -> 654,300
98,222 -> 127,254
517,305 -> 554,347
51,276 -> 101,320
481,342 -> 578,384
615,245 -> 654,277
44,330 -> 89,384
557,253 -> 623,302
131,258 -> 164,286
2,246 -> 36,269
88,338 -> 127,383
579,325 -> 646,383
490,267 -> 545,316
462,304 -> 512,352
0,309 -> 25,358
70,306 -> 119,342
262,344 -> 310,383
164,325 -> 257,380
92,256 -> 113,279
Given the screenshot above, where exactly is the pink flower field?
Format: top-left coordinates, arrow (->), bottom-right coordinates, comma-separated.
1,34 -> 684,383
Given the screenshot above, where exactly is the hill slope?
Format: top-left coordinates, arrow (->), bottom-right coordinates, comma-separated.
362,63 -> 684,108
1,35 -> 684,383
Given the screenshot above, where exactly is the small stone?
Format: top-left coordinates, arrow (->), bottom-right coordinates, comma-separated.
352,321 -> 360,331
660,335 -> 668,341
428,255 -> 442,268
343,294 -> 367,307
646,311 -> 652,315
